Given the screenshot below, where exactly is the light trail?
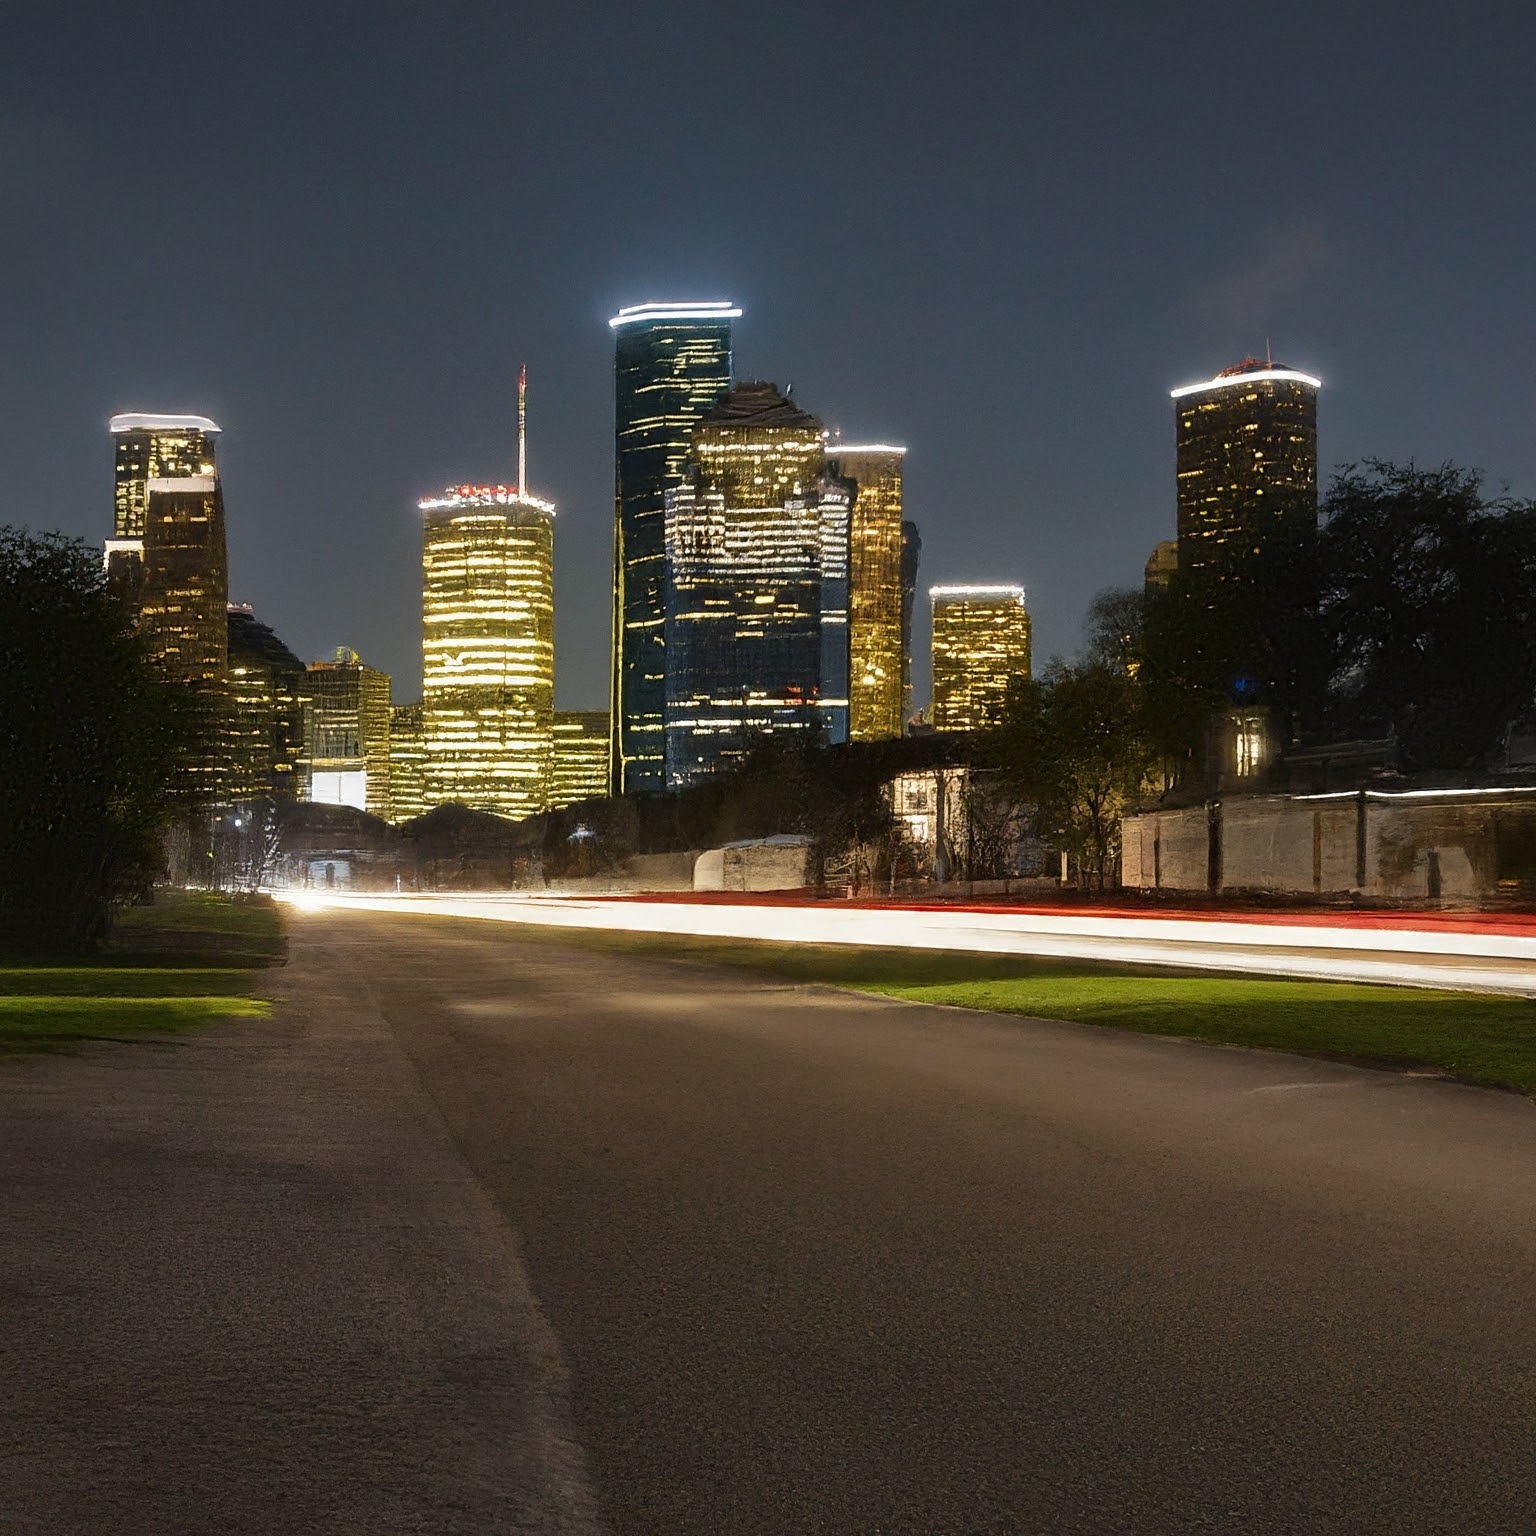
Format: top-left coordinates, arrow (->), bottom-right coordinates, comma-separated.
274,892 -> 1536,997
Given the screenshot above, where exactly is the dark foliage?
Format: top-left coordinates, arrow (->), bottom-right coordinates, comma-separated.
0,529 -> 199,951
1316,462 -> 1536,770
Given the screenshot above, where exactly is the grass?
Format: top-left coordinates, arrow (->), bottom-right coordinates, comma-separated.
0,892 -> 282,1058
484,923 -> 1536,1097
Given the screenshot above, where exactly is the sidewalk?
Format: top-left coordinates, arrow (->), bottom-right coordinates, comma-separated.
0,941 -> 604,1535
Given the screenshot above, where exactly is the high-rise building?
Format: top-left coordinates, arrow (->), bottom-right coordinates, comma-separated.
110,412 -> 220,541
388,703 -> 429,823
610,301 -> 738,795
1144,539 -> 1179,593
420,484 -> 555,820
1171,359 -> 1320,580
302,648 -> 392,817
901,520 -> 922,721
550,711 -> 612,809
929,585 -> 1031,732
226,604 -> 305,803
663,382 -> 849,788
826,445 -> 906,743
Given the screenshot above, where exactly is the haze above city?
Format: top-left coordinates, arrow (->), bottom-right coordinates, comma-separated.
3,2 -> 1532,709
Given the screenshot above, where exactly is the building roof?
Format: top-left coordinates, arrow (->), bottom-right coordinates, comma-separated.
609,300 -> 740,329
702,381 -> 823,431
227,605 -> 304,676
417,484 -> 556,515
930,584 -> 1027,603
109,412 -> 222,434
1170,361 -> 1322,399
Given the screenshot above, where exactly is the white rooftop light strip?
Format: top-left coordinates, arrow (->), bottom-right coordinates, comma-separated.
1169,369 -> 1322,400
109,412 -> 223,433
418,486 -> 557,514
930,584 -> 1027,599
147,474 -> 217,493
609,301 -> 742,328
827,443 -> 908,455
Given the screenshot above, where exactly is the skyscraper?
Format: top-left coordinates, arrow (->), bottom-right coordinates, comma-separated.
826,444 -> 906,742
550,711 -> 612,809
106,413 -> 229,690
930,585 -> 1031,731
663,382 -> 847,788
610,300 -> 738,795
901,520 -> 922,722
388,704 -> 429,823
226,604 -> 305,803
303,647 -> 393,818
1171,359 -> 1320,580
420,485 -> 555,819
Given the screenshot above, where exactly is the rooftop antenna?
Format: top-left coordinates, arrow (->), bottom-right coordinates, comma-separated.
517,363 -> 527,496
1265,337 -> 1273,367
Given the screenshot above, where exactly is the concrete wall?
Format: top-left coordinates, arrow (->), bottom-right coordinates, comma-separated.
1123,791 -> 1536,903
694,840 -> 812,893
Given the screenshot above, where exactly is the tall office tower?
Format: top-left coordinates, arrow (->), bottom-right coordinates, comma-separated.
1171,358 -> 1320,580
663,382 -> 846,788
900,519 -> 922,721
1144,539 -> 1179,593
550,711 -> 612,809
610,300 -> 738,795
929,585 -> 1031,732
387,703 -> 429,823
110,412 -> 220,541
226,604 -> 305,803
826,445 -> 906,742
303,648 -> 393,817
420,485 -> 555,819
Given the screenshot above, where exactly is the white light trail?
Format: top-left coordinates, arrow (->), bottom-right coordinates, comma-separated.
272,893 -> 1536,997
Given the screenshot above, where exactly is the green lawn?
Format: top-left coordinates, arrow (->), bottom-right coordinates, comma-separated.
0,892 -> 282,1057
484,923 -> 1536,1096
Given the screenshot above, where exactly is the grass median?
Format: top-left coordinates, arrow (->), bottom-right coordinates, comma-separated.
0,892 -> 283,1058
485,923 -> 1536,1097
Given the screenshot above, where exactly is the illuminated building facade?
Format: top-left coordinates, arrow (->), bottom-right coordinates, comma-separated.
551,711 -> 612,809
226,604 -> 305,802
1144,539 -> 1179,593
110,412 -> 220,541
303,647 -> 393,818
420,485 -> 554,820
663,382 -> 849,788
827,445 -> 906,742
1172,360 -> 1320,580
611,301 -> 738,794
930,585 -> 1031,731
388,704 -> 429,823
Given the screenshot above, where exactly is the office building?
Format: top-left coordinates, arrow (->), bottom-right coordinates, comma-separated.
388,704 -> 429,823
303,647 -> 393,818
901,520 -> 922,721
110,412 -> 220,542
226,604 -> 305,803
663,382 -> 848,788
1144,539 -> 1179,593
827,444 -> 906,742
551,711 -> 612,809
930,585 -> 1031,731
610,300 -> 738,794
1171,359 -> 1320,580
420,484 -> 554,819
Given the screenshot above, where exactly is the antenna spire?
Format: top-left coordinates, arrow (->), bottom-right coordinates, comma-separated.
517,363 -> 528,497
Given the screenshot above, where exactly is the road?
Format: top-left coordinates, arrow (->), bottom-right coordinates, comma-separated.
5,907 -> 1536,1533
283,889 -> 1536,995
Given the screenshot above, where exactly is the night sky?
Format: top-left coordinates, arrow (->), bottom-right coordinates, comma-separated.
4,3 -> 1532,710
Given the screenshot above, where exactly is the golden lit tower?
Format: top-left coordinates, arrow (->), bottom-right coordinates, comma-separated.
550,711 -> 612,809
1171,359 -> 1320,580
610,301 -> 738,795
826,444 -> 906,742
929,584 -> 1031,732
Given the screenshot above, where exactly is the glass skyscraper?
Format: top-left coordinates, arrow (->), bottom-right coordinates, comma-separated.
226,604 -> 305,803
1171,359 -> 1320,580
930,585 -> 1031,732
826,444 -> 906,742
303,647 -> 393,818
663,382 -> 849,788
420,484 -> 555,820
550,711 -> 612,809
610,301 -> 738,795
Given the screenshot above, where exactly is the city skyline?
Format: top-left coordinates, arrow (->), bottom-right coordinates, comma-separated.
5,6 -> 1534,712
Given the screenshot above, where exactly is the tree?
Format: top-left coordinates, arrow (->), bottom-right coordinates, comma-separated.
1317,462 -> 1536,770
992,663 -> 1158,890
0,529 -> 197,951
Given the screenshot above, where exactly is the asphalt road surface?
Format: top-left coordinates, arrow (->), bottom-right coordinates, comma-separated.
5,908 -> 1536,1534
